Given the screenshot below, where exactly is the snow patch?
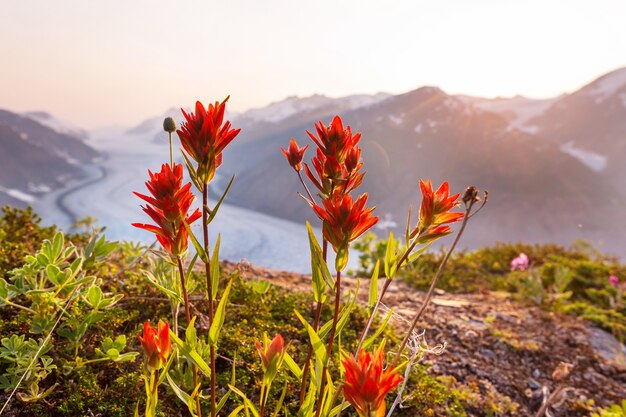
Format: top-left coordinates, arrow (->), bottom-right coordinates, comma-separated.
583,67 -> 626,103
240,93 -> 390,124
0,186 -> 36,203
27,183 -> 52,193
470,95 -> 555,131
23,111 -> 88,139
561,142 -> 608,172
388,114 -> 404,125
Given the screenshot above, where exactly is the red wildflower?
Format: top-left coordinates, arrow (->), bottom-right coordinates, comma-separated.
138,321 -> 172,372
342,344 -> 403,417
304,116 -> 364,196
281,139 -> 308,171
412,180 -> 464,241
132,163 -> 201,256
176,98 -> 241,184
307,115 -> 361,163
255,334 -> 285,382
312,192 -> 377,270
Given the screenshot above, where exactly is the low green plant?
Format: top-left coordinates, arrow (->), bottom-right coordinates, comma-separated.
593,400 -> 626,417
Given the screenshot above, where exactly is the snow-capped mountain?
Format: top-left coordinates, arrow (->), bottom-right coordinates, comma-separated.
22,111 -> 89,140
0,109 -> 100,207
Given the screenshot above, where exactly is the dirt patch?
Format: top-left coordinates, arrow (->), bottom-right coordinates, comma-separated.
225,260 -> 626,416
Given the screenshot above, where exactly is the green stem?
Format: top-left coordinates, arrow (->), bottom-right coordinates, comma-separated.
299,239 -> 329,404
177,256 -> 201,417
202,184 -> 216,417
168,132 -> 174,166
314,268 -> 342,417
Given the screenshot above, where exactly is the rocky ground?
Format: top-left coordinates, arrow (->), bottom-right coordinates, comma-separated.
225,261 -> 626,417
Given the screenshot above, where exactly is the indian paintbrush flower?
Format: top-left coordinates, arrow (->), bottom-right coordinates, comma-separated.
307,115 -> 361,162
177,98 -> 241,184
609,275 -> 619,286
255,333 -> 285,383
132,163 -> 202,257
411,179 -> 464,242
138,321 -> 172,372
303,115 -> 365,196
312,191 -> 378,271
341,343 -> 403,417
281,139 -> 308,172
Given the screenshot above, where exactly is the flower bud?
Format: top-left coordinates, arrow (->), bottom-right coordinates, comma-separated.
462,185 -> 479,205
163,117 -> 177,133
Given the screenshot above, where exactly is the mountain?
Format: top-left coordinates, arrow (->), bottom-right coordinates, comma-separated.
214,69 -> 626,256
0,109 -> 100,207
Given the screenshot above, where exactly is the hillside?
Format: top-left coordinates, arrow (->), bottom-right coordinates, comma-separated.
0,109 -> 99,207
219,75 -> 626,257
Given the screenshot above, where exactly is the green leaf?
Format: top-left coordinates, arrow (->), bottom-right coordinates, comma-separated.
210,235 -> 221,301
306,222 -> 329,303
404,205 -> 413,246
283,352 -> 302,379
228,385 -> 260,417
169,330 -> 211,377
183,220 -> 208,263
181,151 -> 203,192
271,383 -> 288,417
384,231 -> 397,279
294,310 -> 327,366
207,174 -> 235,224
208,279 -> 233,345
335,245 -> 349,273
166,373 -> 197,416
87,286 -> 103,309
185,316 -> 197,348
405,241 -> 433,266
368,260 -> 380,311
185,252 -> 199,282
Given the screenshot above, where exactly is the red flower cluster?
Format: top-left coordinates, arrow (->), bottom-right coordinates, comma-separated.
177,99 -> 241,184
411,179 -> 464,242
132,163 -> 201,256
304,116 -> 364,196
138,321 -> 172,372
313,192 -> 377,260
342,345 -> 403,417
283,115 -> 377,269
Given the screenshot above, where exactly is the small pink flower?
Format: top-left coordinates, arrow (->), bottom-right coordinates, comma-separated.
511,253 -> 529,272
609,275 -> 619,286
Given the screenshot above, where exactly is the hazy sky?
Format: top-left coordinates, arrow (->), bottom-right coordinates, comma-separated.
2,0 -> 625,129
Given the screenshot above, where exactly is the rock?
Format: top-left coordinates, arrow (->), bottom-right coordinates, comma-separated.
587,326 -> 626,371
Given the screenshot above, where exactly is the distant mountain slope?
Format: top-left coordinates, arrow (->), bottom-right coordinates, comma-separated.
219,80 -> 626,256
0,109 -> 99,207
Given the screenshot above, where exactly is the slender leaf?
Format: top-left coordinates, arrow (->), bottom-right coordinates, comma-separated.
208,279 -> 233,345
166,373 -> 197,417
384,232 -> 397,279
283,352 -> 302,379
207,174 -> 235,224
368,260 -> 380,311
306,222 -> 330,303
228,385 -> 260,417
295,310 -> 327,366
271,383 -> 288,417
169,330 -> 211,377
183,220 -> 208,263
